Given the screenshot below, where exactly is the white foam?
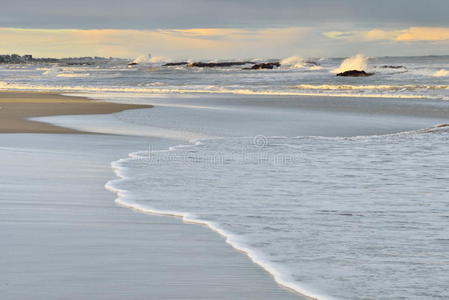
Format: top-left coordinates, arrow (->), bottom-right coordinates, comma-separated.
56,73 -> 91,78
309,65 -> 323,71
294,84 -> 449,91
433,69 -> 449,77
42,66 -> 63,76
0,81 -> 429,99
280,56 -> 306,69
131,54 -> 170,66
331,54 -> 369,74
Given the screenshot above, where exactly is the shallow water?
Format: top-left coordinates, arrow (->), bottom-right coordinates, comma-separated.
108,130 -> 449,300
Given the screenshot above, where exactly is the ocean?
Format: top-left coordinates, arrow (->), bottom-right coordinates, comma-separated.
1,55 -> 449,100
1,55 -> 449,300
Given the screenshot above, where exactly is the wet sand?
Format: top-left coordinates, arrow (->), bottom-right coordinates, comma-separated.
0,91 -> 150,133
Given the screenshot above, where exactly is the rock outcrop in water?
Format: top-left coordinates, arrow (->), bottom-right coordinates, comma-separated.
336,70 -> 374,77
188,61 -> 253,68
162,61 -> 284,70
162,61 -> 253,68
379,65 -> 406,69
243,62 -> 281,70
162,60 -> 320,70
163,62 -> 189,67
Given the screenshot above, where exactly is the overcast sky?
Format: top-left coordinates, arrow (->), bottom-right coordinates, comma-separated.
1,0 -> 448,58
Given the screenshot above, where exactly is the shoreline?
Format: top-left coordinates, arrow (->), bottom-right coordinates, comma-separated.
0,133 -> 303,300
0,90 -> 305,300
0,91 -> 151,134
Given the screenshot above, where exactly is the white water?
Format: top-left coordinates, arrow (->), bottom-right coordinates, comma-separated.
433,69 -> 449,77
1,55 -> 449,100
331,54 -> 369,74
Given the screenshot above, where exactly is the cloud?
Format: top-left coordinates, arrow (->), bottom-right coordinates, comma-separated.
395,27 -> 449,41
324,27 -> 449,42
3,0 -> 449,31
0,27 -> 310,59
2,25 -> 448,59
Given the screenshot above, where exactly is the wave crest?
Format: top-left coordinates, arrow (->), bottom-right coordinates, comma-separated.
280,56 -> 306,69
294,84 -> 449,91
433,69 -> 449,77
331,54 -> 368,74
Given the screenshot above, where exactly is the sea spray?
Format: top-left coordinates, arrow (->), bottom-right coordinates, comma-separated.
42,66 -> 63,76
309,65 -> 323,71
280,56 -> 322,70
132,54 -> 169,65
331,54 -> 368,74
280,56 -> 306,69
433,69 -> 449,77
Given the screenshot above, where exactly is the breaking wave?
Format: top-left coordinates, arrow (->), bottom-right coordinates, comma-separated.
42,67 -> 63,76
0,81 -> 431,99
280,56 -> 323,70
132,54 -> 170,65
294,84 -> 449,91
41,67 -> 90,78
331,54 -> 369,74
280,56 -> 306,69
56,73 -> 91,78
433,69 -> 449,77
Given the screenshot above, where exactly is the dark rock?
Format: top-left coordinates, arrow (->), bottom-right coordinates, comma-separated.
188,61 -> 253,68
379,65 -> 406,69
127,62 -> 138,66
243,62 -> 281,70
336,70 -> 374,77
65,62 -> 95,66
163,62 -> 189,66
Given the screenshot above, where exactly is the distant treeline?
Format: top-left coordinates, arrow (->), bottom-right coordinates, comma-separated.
0,54 -> 124,65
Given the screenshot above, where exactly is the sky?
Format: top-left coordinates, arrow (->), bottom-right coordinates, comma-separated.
0,0 -> 448,59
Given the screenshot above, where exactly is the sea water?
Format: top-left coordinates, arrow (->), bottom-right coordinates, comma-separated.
1,55 -> 449,100
106,130 -> 449,300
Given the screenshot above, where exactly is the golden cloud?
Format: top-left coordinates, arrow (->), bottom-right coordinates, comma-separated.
395,27 -> 449,41
324,27 -> 449,42
0,27 -> 310,59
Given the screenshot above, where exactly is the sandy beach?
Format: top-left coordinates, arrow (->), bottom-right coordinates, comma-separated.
0,91 -> 150,133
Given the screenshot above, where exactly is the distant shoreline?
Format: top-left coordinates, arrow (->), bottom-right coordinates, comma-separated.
0,54 -> 128,65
